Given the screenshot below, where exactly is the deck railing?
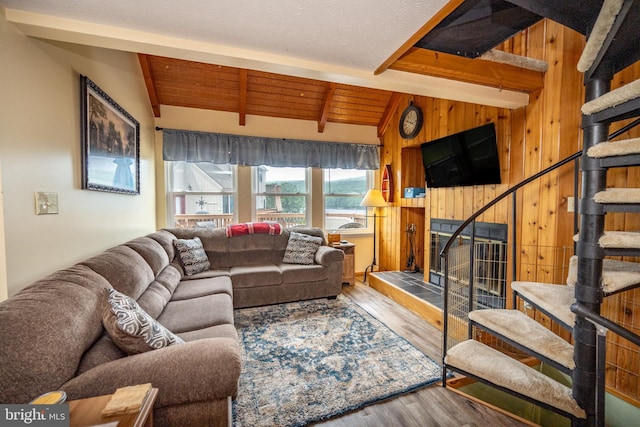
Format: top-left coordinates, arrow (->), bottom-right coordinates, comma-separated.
173,212 -> 366,229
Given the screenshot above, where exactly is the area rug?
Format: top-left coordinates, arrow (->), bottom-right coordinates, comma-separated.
232,295 -> 441,427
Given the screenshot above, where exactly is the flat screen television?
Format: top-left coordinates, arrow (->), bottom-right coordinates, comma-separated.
421,123 -> 501,188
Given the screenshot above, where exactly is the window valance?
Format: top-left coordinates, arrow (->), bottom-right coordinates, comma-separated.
162,129 -> 380,170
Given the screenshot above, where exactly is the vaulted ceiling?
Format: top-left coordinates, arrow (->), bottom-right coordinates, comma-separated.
138,54 -> 405,136
2,0 -> 551,137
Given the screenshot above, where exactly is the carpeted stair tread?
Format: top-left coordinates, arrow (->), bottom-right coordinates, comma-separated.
445,340 -> 586,419
481,49 -> 549,72
574,231 -> 640,250
469,309 -> 574,370
511,281 -> 575,329
599,231 -> 640,249
594,188 -> 640,204
567,255 -> 640,295
581,78 -> 640,116
587,137 -> 640,158
577,0 -> 625,73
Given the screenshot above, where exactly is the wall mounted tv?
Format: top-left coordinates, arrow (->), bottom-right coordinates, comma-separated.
420,123 -> 501,188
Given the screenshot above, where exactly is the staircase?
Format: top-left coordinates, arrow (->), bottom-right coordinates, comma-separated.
438,1 -> 640,426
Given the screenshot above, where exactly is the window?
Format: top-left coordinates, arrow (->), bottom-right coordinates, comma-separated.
323,169 -> 370,231
253,166 -> 309,227
166,161 -> 236,228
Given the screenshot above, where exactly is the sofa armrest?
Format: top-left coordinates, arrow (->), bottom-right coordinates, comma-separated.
315,245 -> 344,267
62,337 -> 241,408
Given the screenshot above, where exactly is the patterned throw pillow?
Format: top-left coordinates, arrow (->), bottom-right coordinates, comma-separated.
102,288 -> 184,355
173,237 -> 210,275
283,232 -> 323,265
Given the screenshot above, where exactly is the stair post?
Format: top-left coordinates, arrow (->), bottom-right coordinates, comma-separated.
574,74 -> 611,427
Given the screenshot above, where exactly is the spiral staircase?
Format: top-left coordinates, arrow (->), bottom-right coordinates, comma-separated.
429,1 -> 640,426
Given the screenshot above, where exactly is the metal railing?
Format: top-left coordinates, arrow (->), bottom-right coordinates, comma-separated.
440,150 -> 582,361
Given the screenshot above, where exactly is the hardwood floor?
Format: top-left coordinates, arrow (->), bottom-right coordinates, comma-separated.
312,281 -> 532,427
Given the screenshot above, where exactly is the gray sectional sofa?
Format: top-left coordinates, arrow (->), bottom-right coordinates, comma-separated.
0,226 -> 344,427
166,226 -> 345,308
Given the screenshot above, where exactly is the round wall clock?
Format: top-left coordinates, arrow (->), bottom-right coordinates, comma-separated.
399,102 -> 423,139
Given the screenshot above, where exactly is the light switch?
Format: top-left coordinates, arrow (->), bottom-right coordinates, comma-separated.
35,192 -> 58,215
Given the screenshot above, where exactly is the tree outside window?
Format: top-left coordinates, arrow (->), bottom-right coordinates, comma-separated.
254,166 -> 308,227
324,169 -> 369,231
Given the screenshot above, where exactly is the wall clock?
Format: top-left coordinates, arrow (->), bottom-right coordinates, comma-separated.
399,102 -> 423,139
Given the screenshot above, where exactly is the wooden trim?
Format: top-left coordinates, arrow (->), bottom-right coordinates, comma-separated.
368,274 -> 443,330
318,82 -> 336,133
137,54 -> 161,117
374,0 -> 466,75
377,92 -> 402,138
390,48 -> 544,93
238,69 -> 248,126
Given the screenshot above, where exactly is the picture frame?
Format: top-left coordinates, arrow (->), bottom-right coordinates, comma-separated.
80,75 -> 140,195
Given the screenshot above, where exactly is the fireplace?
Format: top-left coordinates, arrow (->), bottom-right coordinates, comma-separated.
430,219 -> 507,309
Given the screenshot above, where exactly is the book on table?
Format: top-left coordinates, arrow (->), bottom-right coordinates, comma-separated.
101,383 -> 152,417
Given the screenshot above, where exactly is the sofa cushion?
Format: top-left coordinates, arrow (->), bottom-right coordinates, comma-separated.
174,237 -> 210,275
171,276 -> 233,301
136,265 -> 183,318
283,232 -> 322,265
280,263 -> 327,284
180,268 -> 230,281
76,335 -> 126,376
230,264 -> 282,289
102,289 -> 184,355
124,236 -> 172,277
177,324 -> 239,342
81,246 -> 155,300
157,293 -> 234,334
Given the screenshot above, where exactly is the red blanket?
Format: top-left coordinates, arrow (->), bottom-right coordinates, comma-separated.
225,222 -> 283,237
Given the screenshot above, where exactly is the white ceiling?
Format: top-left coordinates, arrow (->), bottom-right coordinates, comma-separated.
1,0 -> 447,71
0,0 -> 531,108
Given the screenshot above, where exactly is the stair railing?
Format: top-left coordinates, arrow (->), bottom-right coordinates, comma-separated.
440,150 -> 582,366
571,302 -> 640,427
439,119 -> 640,414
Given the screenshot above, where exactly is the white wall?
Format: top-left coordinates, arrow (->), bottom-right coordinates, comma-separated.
0,160 -> 7,302
0,13 -> 156,296
155,106 -> 380,274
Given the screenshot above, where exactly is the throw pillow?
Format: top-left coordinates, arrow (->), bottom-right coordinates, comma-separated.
102,288 -> 184,355
283,232 -> 323,265
173,236 -> 210,275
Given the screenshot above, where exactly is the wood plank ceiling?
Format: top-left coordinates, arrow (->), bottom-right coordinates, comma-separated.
139,54 -> 402,137
138,0 -> 545,138
139,50 -> 543,138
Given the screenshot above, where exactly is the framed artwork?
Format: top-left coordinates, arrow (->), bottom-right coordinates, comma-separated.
80,75 -> 140,195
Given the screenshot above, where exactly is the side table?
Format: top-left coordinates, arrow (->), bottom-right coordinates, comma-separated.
332,242 -> 355,286
68,388 -> 158,427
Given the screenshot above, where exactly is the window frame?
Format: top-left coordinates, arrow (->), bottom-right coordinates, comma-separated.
165,161 -> 238,229
252,166 -> 311,228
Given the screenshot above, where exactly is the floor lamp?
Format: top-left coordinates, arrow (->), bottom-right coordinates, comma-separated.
360,189 -> 387,284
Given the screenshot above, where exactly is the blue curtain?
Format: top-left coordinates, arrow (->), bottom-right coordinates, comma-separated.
162,129 -> 380,170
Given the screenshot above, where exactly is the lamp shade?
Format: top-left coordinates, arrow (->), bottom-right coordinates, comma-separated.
360,189 -> 387,208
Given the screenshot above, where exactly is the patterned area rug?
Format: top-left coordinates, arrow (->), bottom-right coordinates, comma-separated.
232,295 -> 441,427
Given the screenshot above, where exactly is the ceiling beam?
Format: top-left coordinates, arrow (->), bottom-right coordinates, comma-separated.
377,92 -> 402,138
374,0 -> 465,75
5,8 -> 530,109
138,54 -> 161,117
390,48 -> 544,93
318,83 -> 337,133
238,69 -> 248,126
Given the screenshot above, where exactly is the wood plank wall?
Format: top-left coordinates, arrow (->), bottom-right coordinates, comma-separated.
379,19 -> 640,406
